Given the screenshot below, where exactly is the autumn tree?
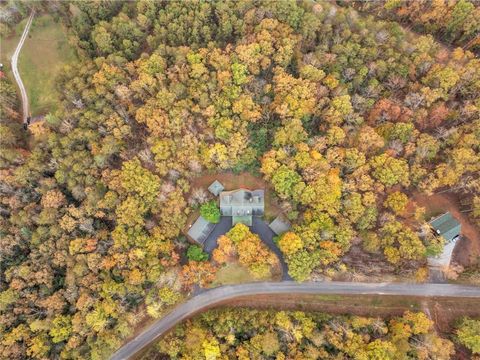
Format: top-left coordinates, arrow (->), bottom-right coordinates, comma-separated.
384,191 -> 409,214
456,317 -> 480,354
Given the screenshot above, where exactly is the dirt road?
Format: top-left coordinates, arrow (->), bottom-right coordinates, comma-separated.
110,281 -> 480,360
11,11 -> 35,123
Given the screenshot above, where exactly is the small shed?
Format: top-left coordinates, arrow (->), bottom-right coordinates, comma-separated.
428,212 -> 461,268
269,216 -> 291,235
187,216 -> 216,245
430,212 -> 461,243
208,180 -> 224,196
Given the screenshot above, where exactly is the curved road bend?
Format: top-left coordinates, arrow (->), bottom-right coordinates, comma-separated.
111,281 -> 480,360
11,10 -> 35,123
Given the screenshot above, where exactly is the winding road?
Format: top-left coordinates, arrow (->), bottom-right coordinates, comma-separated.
110,281 -> 480,360
11,10 -> 35,123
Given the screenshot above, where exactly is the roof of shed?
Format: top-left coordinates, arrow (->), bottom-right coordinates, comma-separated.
430,212 -> 461,242
269,216 -> 291,235
187,216 -> 216,244
208,180 -> 224,196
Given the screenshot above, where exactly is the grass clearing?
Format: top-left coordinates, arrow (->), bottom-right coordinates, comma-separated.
0,18 -> 26,65
211,263 -> 257,286
0,14 -> 76,116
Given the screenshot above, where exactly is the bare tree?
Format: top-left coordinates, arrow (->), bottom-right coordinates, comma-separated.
188,159 -> 202,174
188,188 -> 209,207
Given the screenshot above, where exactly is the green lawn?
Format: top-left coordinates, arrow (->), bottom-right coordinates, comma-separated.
0,14 -> 76,116
211,263 -> 257,286
0,18 -> 25,65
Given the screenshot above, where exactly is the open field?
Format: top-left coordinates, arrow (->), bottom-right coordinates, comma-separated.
0,14 -> 76,116
211,261 -> 282,287
0,19 -> 24,65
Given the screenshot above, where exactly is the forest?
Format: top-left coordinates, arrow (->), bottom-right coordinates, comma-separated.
145,307 -> 480,359
0,0 -> 479,359
344,0 -> 480,55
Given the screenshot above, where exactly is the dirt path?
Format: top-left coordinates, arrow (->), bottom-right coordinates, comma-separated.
11,10 -> 35,123
412,192 -> 480,267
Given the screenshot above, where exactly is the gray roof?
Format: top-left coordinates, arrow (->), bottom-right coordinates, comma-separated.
232,215 -> 253,226
220,189 -> 264,214
220,189 -> 264,226
430,212 -> 461,243
187,216 -> 216,244
208,180 -> 224,196
269,216 -> 291,235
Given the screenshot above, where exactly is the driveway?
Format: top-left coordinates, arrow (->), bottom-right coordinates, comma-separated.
203,216 -> 291,280
250,217 -> 291,280
203,216 -> 232,253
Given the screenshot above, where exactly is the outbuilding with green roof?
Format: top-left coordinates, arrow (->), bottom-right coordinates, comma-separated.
428,212 -> 461,268
429,212 -> 461,243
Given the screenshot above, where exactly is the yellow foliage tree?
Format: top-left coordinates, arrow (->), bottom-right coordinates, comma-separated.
278,232 -> 303,256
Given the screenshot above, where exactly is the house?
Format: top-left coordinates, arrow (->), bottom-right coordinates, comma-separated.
220,189 -> 264,226
269,215 -> 291,235
208,180 -> 224,196
427,212 -> 461,267
187,216 -> 216,245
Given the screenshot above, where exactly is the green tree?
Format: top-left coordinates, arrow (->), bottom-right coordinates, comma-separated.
456,317 -> 480,354
271,165 -> 302,199
370,154 -> 409,187
365,339 -> 396,360
384,191 -> 409,214
287,250 -> 319,282
49,315 -> 72,343
200,201 -> 221,223
187,245 -> 209,262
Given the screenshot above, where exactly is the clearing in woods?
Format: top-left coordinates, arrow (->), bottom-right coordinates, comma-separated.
211,263 -> 257,287
412,192 -> 480,267
189,171 -> 282,221
1,14 -> 76,116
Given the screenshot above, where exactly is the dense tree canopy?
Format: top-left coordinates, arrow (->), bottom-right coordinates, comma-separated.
1,0 -> 479,358
148,308 -> 455,360
346,0 -> 480,55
